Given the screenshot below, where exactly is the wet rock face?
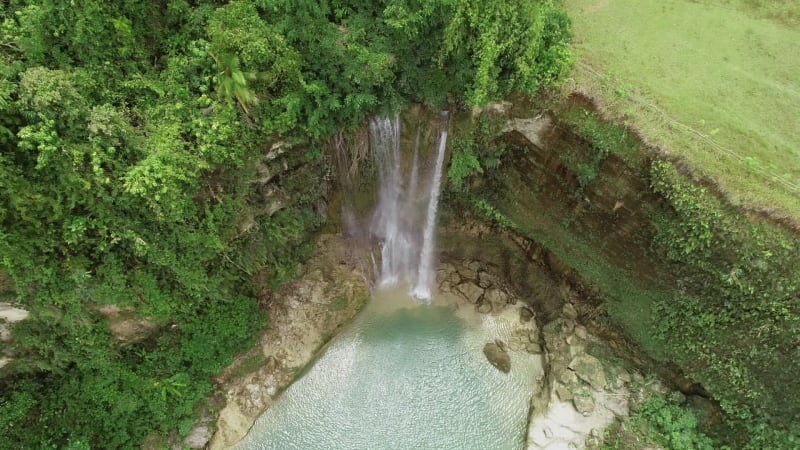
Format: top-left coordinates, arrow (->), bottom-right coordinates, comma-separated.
439,259 -> 519,313
483,341 -> 511,373
456,281 -> 484,304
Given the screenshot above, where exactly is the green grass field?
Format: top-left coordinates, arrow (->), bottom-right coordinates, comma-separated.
563,0 -> 800,220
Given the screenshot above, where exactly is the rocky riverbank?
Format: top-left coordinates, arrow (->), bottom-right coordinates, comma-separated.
196,234 -> 370,450
438,257 -> 678,449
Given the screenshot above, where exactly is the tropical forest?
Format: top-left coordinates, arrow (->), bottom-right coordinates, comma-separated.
0,1 -> 798,449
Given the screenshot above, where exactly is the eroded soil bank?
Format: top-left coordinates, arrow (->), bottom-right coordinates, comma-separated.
451,95 -> 799,445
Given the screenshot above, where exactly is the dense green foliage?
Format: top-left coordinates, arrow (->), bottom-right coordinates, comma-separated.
447,114 -> 506,192
0,0 -> 572,448
650,161 -> 800,447
600,390 -> 714,450
559,107 -> 642,192
445,112 -> 521,228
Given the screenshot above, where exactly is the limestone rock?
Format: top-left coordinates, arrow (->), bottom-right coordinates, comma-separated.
109,316 -> 157,343
565,334 -> 583,346
566,334 -> 586,358
0,303 -> 29,323
477,270 -> 499,288
520,307 -> 534,322
436,263 -> 458,284
484,288 -> 509,307
569,355 -> 607,391
607,367 -> 632,390
508,338 -> 524,352
504,116 -> 551,149
97,304 -> 123,318
185,424 -> 212,449
526,342 -> 542,354
0,303 -> 29,342
446,271 -> 462,287
558,368 -> 579,386
459,262 -> 478,281
210,234 -> 371,448
572,388 -> 595,415
569,342 -> 586,358
476,301 -> 492,314
483,341 -> 511,373
456,281 -> 484,304
555,383 -> 573,401
562,302 -> 578,320
210,403 -> 252,450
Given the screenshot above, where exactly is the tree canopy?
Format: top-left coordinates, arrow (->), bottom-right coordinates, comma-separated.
0,1 -> 572,447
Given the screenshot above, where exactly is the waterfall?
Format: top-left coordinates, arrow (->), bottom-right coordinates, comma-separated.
369,113 -> 449,301
411,113 -> 449,300
369,115 -> 407,287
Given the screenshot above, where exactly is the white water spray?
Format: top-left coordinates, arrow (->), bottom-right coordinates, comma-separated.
369,113 -> 449,301
411,113 -> 449,300
369,115 -> 408,287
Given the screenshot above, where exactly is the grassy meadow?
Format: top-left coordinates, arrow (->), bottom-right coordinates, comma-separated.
563,0 -> 800,220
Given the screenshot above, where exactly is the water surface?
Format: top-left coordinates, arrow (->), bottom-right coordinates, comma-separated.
235,289 -> 540,450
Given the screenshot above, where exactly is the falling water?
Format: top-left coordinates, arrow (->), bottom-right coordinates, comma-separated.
235,114 -> 541,450
369,115 -> 411,287
408,122 -> 422,203
411,112 -> 449,300
369,113 -> 449,300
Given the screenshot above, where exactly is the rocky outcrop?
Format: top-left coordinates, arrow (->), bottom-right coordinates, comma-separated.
438,254 -> 636,449
209,234 -> 370,449
483,340 -> 511,373
97,304 -> 157,344
438,259 -> 517,313
184,420 -> 214,449
0,303 -> 30,369
0,303 -> 29,342
504,116 -> 551,150
569,354 -> 607,391
526,301 -> 632,449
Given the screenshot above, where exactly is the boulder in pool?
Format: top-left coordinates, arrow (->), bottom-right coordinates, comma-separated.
483,340 -> 511,373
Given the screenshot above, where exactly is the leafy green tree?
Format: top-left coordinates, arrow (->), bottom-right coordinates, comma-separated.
0,0 -> 574,447
440,0 -> 573,105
